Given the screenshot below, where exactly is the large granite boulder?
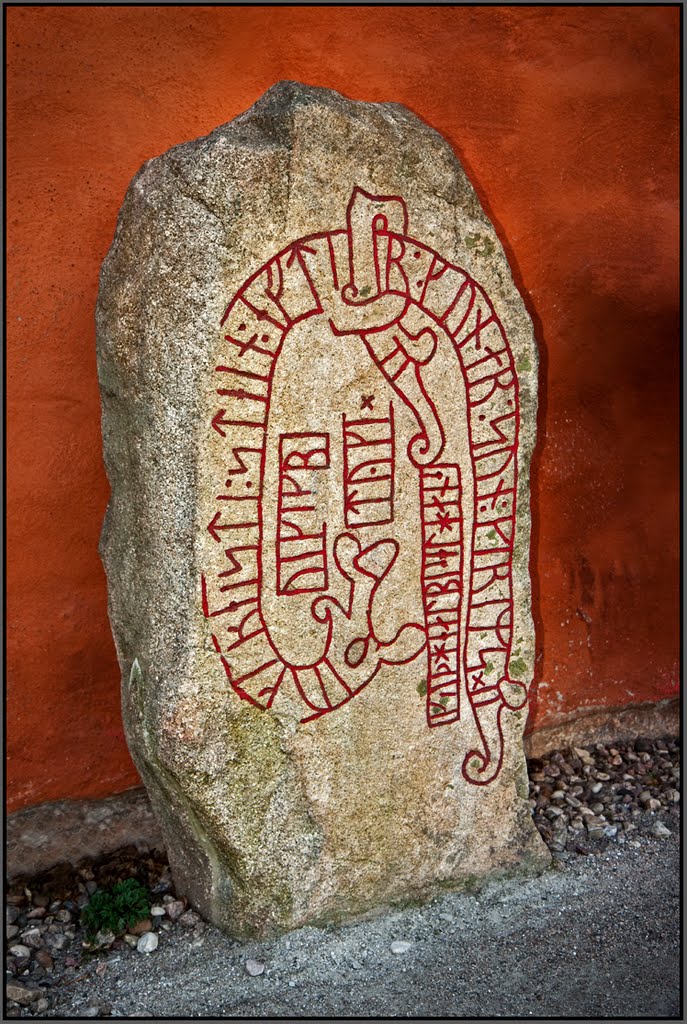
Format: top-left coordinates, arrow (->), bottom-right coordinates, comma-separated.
97,81 -> 549,938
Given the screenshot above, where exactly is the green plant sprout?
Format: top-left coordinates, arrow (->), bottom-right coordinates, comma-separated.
80,878 -> 151,939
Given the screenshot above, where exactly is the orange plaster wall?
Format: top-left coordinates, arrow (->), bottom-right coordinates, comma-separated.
6,6 -> 680,812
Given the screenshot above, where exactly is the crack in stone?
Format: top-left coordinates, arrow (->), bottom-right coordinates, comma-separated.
164,156 -> 228,241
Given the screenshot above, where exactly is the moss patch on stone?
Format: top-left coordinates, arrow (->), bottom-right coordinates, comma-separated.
464,233 -> 495,258
509,657 -> 528,679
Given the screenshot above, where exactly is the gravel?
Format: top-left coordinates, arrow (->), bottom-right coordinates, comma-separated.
527,735 -> 680,854
5,734 -> 680,1018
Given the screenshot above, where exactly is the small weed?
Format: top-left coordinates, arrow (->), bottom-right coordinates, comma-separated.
80,878 -> 151,938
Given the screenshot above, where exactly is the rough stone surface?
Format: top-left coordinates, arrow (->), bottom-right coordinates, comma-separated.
97,81 -> 547,938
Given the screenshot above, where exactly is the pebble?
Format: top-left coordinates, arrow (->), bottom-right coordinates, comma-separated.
574,747 -> 595,765
83,1008 -> 100,1018
6,924 -> 20,940
390,940 -> 412,954
36,998 -> 50,1013
6,981 -> 40,1006
585,820 -> 606,840
9,944 -> 31,959
136,931 -> 159,954
47,931 -> 70,950
21,927 -> 44,948
150,906 -> 166,917
35,949 -> 54,970
179,910 -> 201,928
245,959 -> 265,976
651,821 -> 672,839
164,899 -> 186,921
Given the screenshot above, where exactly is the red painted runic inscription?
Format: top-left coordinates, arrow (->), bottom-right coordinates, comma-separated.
202,186 -> 527,785
277,433 -> 329,595
343,403 -> 395,528
421,464 -> 462,726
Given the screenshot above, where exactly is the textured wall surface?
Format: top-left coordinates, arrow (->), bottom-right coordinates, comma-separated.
6,6 -> 679,812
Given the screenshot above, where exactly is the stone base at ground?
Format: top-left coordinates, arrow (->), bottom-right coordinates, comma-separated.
5,736 -> 679,1018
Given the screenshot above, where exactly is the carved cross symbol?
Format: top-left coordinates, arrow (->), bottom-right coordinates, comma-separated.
432,642 -> 450,666
361,394 -> 375,410
436,510 -> 453,533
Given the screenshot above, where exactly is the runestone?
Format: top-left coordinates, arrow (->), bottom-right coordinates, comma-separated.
98,82 -> 548,938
